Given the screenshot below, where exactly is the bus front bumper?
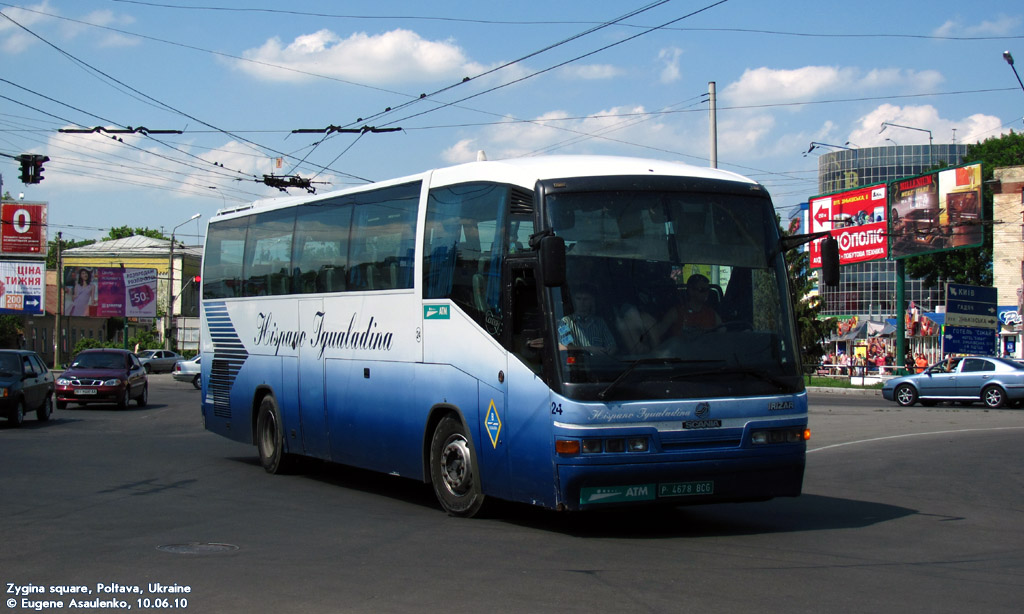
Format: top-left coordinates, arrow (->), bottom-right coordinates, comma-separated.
555,451 -> 805,511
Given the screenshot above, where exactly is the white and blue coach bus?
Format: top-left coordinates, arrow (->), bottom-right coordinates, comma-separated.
199,155 -> 825,516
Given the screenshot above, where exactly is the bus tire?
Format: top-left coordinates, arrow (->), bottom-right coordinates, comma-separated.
256,395 -> 295,474
429,415 -> 486,517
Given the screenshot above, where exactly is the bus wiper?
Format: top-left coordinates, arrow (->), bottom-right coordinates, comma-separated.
598,358 -> 713,400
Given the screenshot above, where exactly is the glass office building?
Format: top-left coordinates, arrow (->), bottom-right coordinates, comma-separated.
814,144 -> 970,318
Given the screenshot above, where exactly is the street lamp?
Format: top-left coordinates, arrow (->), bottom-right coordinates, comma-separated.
880,121 -> 933,166
167,213 -> 201,349
1005,51 -> 1024,95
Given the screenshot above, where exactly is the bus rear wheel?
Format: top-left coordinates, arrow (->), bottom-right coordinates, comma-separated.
256,395 -> 295,474
430,415 -> 486,517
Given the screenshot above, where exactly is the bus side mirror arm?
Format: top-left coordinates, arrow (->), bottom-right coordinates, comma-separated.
777,231 -> 840,288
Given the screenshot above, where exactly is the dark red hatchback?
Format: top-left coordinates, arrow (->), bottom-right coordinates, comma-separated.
56,349 -> 148,409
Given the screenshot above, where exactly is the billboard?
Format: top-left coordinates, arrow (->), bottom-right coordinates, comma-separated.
0,201 -> 47,255
889,162 -> 982,259
63,267 -> 157,318
0,260 -> 45,315
808,183 -> 888,268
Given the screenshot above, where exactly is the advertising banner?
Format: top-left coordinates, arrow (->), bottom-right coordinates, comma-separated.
63,267 -> 157,318
0,260 -> 45,315
889,162 -> 982,259
0,201 -> 47,255
808,183 -> 888,268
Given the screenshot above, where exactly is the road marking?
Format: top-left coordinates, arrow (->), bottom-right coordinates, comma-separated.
808,426 -> 1024,454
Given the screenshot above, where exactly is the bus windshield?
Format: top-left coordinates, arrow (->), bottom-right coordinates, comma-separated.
544,186 -> 801,401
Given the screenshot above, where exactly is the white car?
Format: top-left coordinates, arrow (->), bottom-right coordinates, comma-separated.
172,355 -> 201,389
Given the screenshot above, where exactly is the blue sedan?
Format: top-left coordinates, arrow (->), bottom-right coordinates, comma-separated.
882,356 -> 1024,408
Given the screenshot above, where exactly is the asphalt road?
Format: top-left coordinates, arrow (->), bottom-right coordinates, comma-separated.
2,379 -> 1022,613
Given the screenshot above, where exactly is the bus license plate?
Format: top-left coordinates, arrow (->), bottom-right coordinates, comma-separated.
74,389 -> 98,395
659,481 -> 714,497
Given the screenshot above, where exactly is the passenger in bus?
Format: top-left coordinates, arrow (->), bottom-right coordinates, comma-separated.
559,285 -> 617,355
657,274 -> 723,337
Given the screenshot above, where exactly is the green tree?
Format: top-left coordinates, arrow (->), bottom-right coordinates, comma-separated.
903,130 -> 1024,286
0,315 -> 23,348
779,218 -> 836,368
46,237 -> 94,269
104,226 -> 167,241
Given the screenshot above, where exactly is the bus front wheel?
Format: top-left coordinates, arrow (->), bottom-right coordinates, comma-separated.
429,415 -> 486,517
256,395 -> 295,474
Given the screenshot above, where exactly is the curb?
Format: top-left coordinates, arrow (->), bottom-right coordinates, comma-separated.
807,386 -> 882,396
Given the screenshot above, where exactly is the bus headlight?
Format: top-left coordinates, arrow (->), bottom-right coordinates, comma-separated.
751,428 -> 809,445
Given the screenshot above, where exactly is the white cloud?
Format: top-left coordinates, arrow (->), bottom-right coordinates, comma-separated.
441,138 -> 479,164
723,66 -> 945,107
442,106 -> 681,161
237,28 -> 472,84
0,1 -> 55,54
657,47 -> 683,84
933,15 -> 1022,37
847,103 -> 1005,147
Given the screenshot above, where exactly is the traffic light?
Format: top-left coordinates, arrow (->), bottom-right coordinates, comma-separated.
31,155 -> 48,184
17,154 -> 31,183
15,154 -> 48,184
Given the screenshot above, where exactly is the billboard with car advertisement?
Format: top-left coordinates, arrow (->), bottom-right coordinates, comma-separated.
808,183 -> 888,268
63,266 -> 157,318
888,162 -> 982,259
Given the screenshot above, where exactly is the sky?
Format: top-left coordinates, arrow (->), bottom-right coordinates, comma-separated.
1,0 -> 1022,248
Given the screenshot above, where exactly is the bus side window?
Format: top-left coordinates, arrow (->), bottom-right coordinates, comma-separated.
292,199 -> 352,295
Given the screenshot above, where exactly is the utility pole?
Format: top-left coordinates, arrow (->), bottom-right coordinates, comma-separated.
708,81 -> 718,169
53,232 -> 62,368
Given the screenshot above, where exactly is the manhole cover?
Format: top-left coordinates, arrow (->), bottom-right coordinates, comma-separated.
156,542 -> 239,555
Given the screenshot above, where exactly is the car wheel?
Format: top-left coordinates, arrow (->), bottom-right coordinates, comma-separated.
7,398 -> 25,427
192,374 -> 201,390
429,415 -> 486,517
116,388 -> 128,409
256,395 -> 295,474
894,384 -> 918,407
37,395 -> 53,421
982,385 -> 1006,409
136,384 -> 148,407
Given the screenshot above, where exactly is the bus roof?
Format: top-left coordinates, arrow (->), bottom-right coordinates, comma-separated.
213,155 -> 760,219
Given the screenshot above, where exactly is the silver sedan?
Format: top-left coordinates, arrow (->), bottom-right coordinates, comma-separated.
881,355 -> 1024,408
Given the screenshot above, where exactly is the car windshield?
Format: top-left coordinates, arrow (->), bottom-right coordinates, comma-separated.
543,186 -> 801,401
137,351 -> 156,359
0,354 -> 20,374
73,353 -> 125,370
